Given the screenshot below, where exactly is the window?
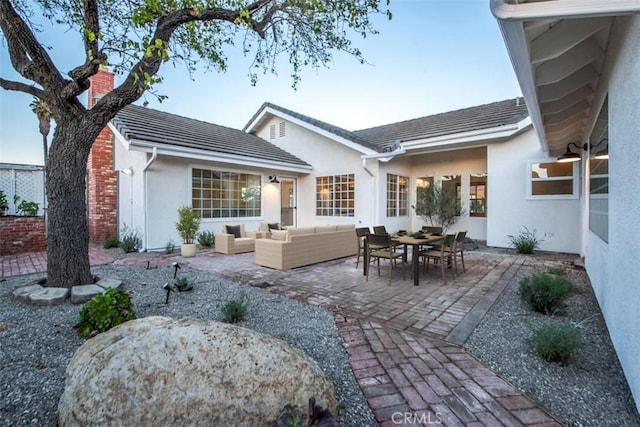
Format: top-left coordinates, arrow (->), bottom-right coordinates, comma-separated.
191,168 -> 261,219
441,175 -> 461,215
469,173 -> 487,217
527,161 -> 578,199
589,98 -> 608,242
386,174 -> 409,217
316,174 -> 355,216
415,177 -> 434,216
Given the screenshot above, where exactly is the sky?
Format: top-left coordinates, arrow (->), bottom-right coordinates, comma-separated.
0,0 -> 522,165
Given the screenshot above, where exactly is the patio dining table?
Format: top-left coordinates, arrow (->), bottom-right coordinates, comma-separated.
394,235 -> 445,286
363,234 -> 445,286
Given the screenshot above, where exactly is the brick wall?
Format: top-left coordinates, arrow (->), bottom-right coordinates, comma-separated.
87,68 -> 117,243
0,216 -> 46,255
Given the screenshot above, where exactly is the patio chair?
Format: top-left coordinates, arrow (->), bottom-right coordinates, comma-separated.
419,234 -> 456,284
372,225 -> 404,255
366,233 -> 406,286
446,230 -> 467,274
355,227 -> 370,269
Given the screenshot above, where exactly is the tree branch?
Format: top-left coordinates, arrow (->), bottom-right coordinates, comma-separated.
0,78 -> 44,98
67,0 -> 106,85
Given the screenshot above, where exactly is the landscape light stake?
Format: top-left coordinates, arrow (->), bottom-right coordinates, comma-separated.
172,262 -> 181,279
163,282 -> 172,304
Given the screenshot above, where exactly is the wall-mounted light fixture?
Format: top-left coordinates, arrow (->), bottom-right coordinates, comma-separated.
557,139 -> 608,163
120,166 -> 134,175
268,175 -> 280,184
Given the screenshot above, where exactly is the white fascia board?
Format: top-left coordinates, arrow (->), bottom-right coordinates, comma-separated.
127,139 -> 312,174
108,123 -> 131,150
399,117 -> 533,151
247,106 -> 378,156
490,0 -> 640,21
494,19 -> 550,154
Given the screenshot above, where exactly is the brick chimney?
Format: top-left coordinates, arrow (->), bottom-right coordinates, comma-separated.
87,67 -> 117,243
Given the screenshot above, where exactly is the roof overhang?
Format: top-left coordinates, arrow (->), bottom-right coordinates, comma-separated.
109,123 -> 312,174
245,106 -> 379,156
491,0 -> 639,155
396,116 -> 532,154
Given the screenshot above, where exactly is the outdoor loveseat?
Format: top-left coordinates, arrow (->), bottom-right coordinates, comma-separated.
254,224 -> 357,270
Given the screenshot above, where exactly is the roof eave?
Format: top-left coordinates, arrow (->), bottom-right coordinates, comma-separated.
400,117 -> 533,152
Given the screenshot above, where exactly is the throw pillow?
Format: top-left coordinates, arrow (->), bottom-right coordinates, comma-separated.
270,230 -> 287,241
267,223 -> 281,231
226,225 -> 241,238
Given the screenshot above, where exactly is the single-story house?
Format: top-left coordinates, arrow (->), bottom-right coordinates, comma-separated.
491,0 -> 640,411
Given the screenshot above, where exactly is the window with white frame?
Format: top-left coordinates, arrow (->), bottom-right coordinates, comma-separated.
589,98 -> 608,242
469,173 -> 487,217
191,168 -> 261,219
527,161 -> 578,199
415,177 -> 434,217
441,175 -> 462,215
316,174 -> 355,216
386,174 -> 409,217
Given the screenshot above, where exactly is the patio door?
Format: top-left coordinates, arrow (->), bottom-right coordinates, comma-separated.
280,178 -> 296,227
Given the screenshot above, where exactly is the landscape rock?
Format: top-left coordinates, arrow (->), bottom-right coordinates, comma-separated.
96,278 -> 122,290
12,284 -> 44,301
28,287 -> 69,306
57,316 -> 338,426
70,285 -> 104,304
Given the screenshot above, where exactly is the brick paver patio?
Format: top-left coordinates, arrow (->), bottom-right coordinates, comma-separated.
1,245 -> 567,426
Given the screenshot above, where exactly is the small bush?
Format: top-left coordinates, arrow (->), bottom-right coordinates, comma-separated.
534,322 -> 583,365
519,272 -> 574,314
165,239 -> 176,254
222,293 -> 248,324
175,277 -> 193,292
120,224 -> 142,253
16,199 -> 39,216
103,235 -> 120,249
75,288 -> 136,339
197,231 -> 215,247
507,227 -> 541,254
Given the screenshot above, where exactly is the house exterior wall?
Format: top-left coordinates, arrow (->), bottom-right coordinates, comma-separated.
408,147 -> 488,239
254,117 -> 372,228
584,15 -> 640,410
487,129 -> 581,253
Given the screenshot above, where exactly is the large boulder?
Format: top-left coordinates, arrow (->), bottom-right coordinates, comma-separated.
57,316 -> 337,426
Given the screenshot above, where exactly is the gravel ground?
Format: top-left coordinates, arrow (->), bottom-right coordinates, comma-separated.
465,257 -> 640,426
0,264 -> 376,427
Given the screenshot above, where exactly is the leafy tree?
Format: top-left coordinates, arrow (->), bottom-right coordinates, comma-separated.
0,0 -> 391,288
413,180 -> 464,232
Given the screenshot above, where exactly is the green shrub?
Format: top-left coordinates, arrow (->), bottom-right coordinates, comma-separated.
534,322 -> 583,365
175,276 -> 193,292
75,288 -> 136,339
0,190 -> 8,215
547,266 -> 566,276
519,272 -> 574,314
103,235 -> 120,249
222,293 -> 248,323
507,227 -> 541,254
197,231 -> 215,247
16,199 -> 39,216
165,239 -> 176,254
120,224 -> 142,253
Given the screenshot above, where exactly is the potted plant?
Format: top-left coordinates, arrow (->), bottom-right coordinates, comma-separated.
175,205 -> 201,257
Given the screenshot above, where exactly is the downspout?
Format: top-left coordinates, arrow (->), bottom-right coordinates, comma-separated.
141,146 -> 158,251
362,158 -> 376,227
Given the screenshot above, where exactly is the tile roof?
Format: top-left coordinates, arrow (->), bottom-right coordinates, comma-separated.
112,105 -> 311,167
353,98 -> 529,147
244,102 -> 380,152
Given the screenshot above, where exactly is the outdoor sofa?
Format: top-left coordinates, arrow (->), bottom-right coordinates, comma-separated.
214,224 -> 264,254
254,224 -> 357,270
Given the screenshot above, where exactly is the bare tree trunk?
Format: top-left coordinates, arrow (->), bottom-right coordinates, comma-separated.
45,120 -> 96,287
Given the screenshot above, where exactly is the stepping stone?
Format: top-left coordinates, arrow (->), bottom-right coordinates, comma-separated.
71,285 -> 105,304
28,287 -> 69,306
96,278 -> 123,290
13,284 -> 44,301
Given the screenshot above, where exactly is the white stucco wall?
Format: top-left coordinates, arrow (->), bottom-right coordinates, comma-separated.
585,15 -> 640,411
487,129 -> 581,253
254,117 -> 375,228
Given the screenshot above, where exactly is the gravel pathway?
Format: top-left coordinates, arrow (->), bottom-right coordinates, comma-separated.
0,264 -> 375,426
465,259 -> 640,426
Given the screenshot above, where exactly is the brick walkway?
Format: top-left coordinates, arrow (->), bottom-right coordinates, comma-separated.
1,246 -> 567,426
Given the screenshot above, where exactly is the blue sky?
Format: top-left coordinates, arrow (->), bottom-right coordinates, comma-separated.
0,0 -> 521,165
